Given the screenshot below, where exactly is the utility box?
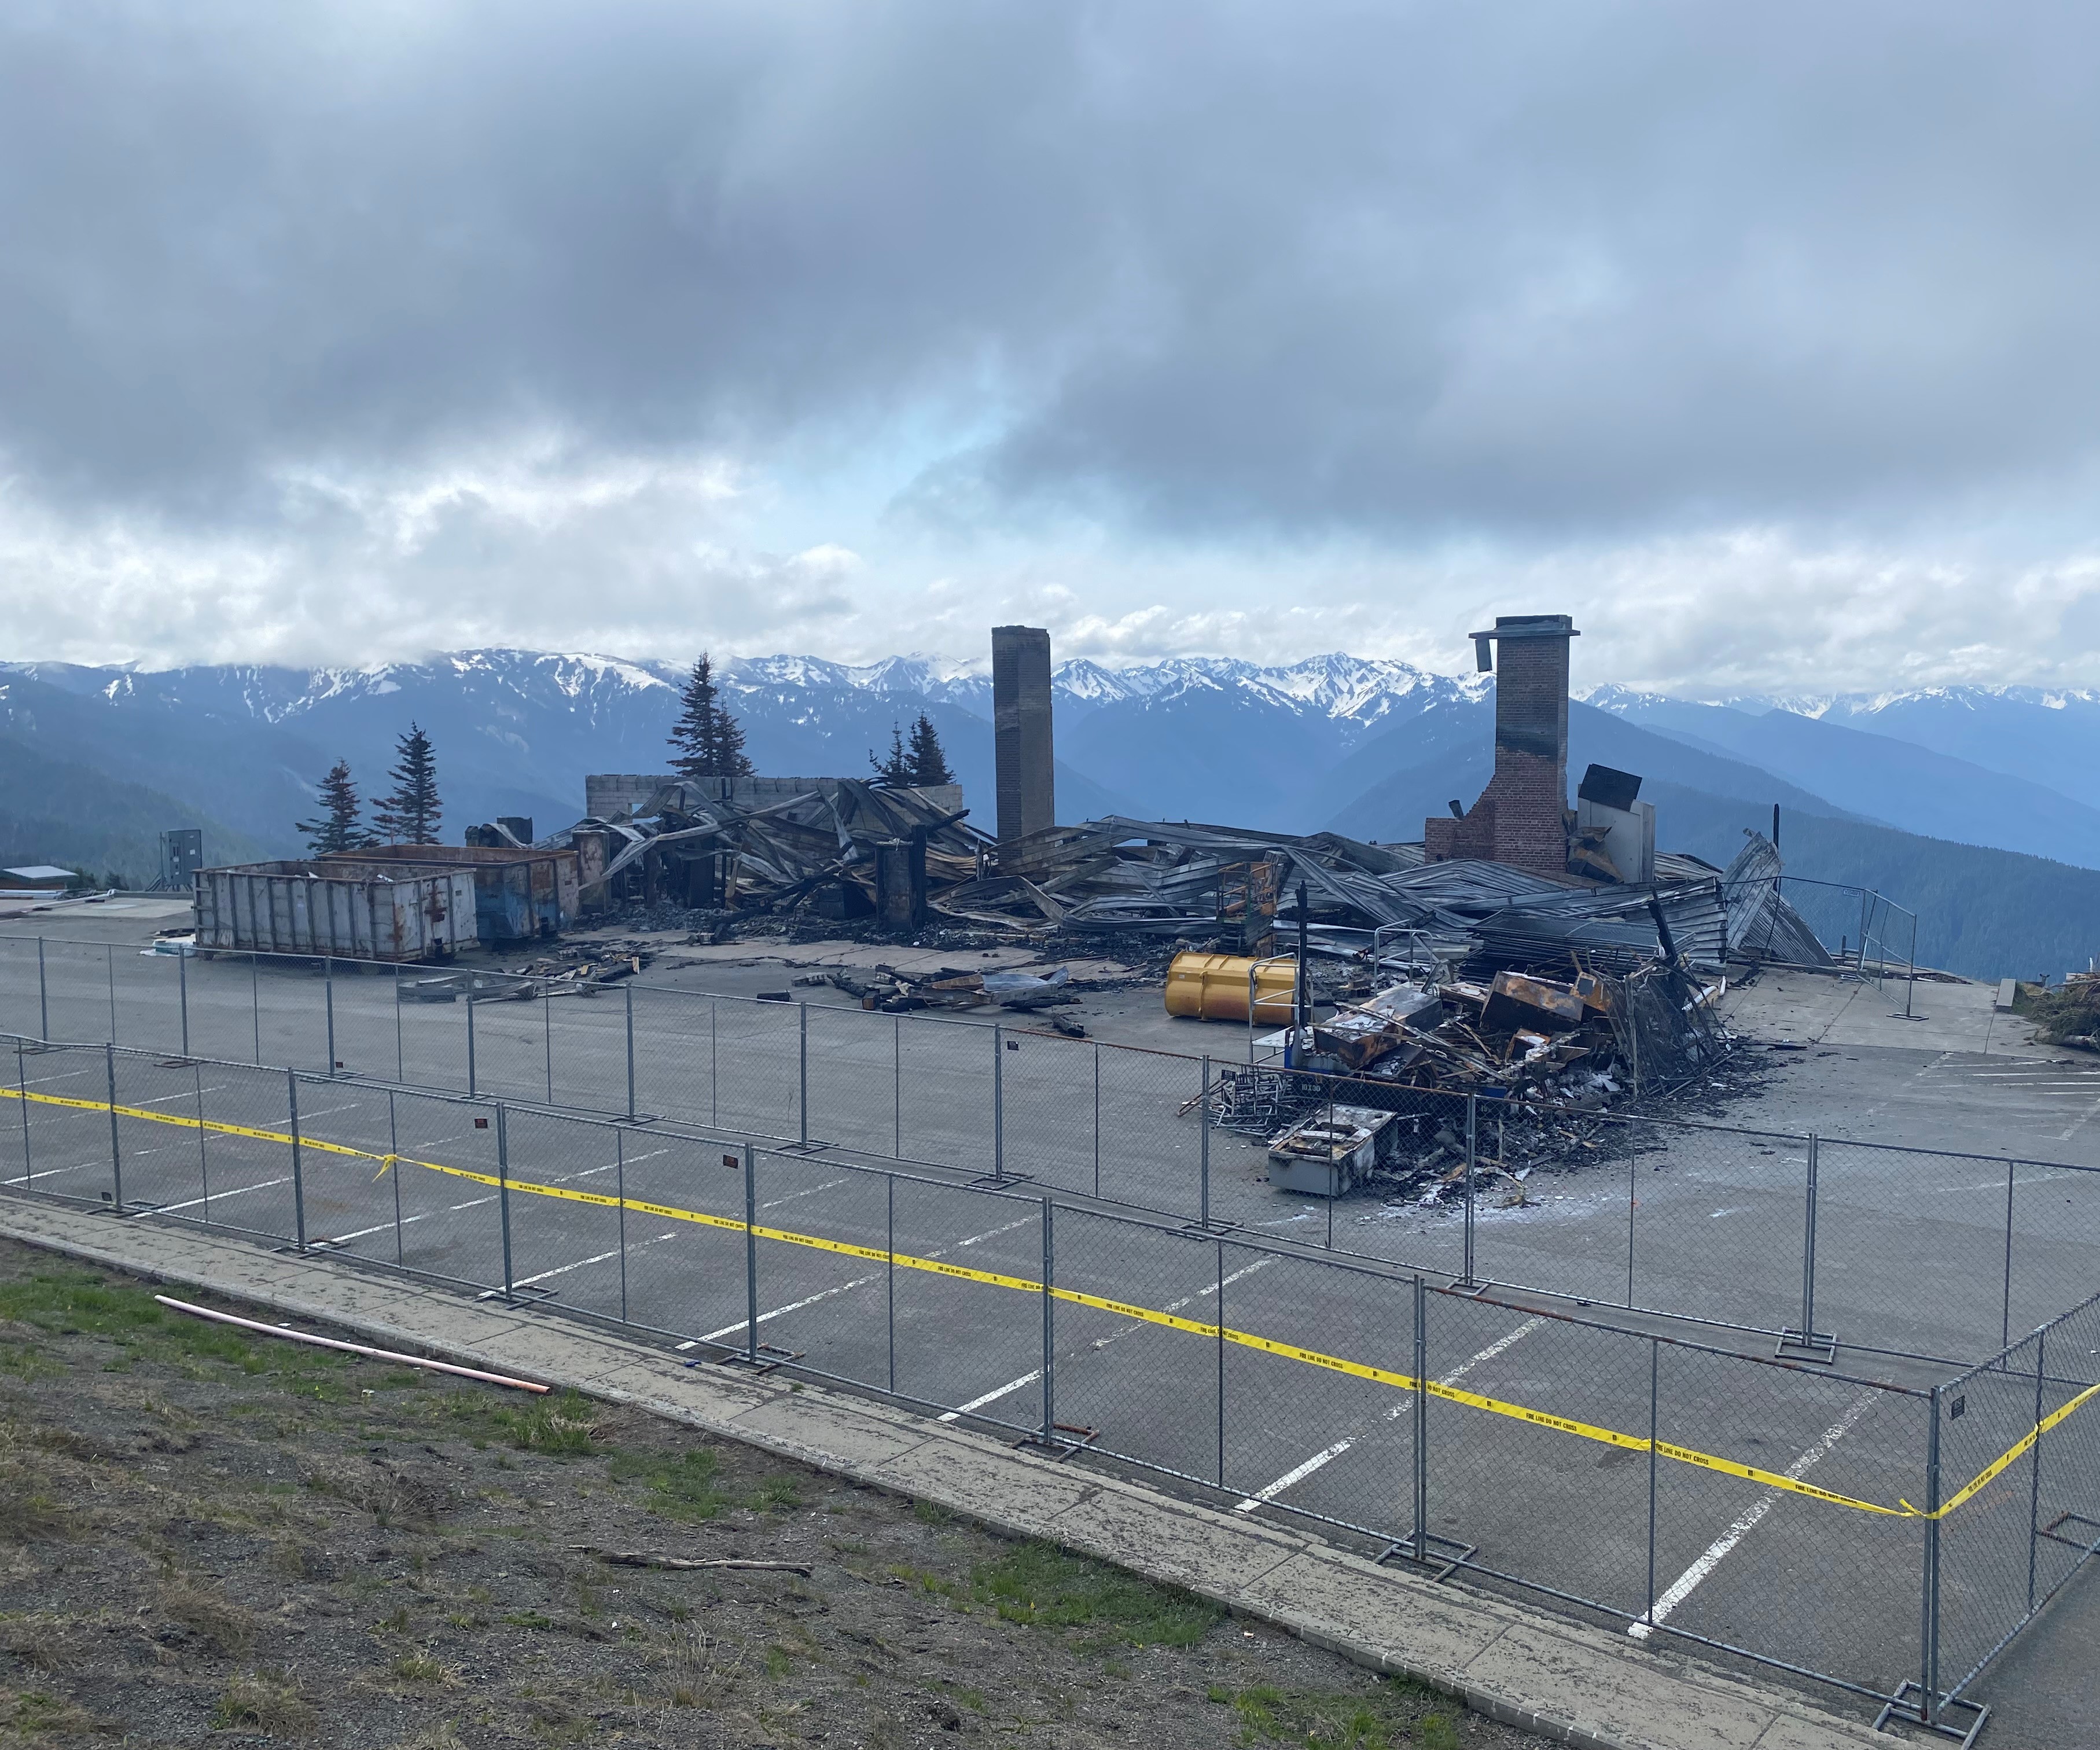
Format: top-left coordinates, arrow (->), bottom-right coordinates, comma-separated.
1574,764 -> 1656,885
194,862 -> 475,961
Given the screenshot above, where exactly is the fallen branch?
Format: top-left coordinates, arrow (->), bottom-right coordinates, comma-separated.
572,1547 -> 812,1576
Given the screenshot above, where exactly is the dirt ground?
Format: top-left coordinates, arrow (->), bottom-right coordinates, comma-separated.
0,1237 -> 1547,1750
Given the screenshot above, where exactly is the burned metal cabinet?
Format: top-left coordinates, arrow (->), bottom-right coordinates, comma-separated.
194,862 -> 475,961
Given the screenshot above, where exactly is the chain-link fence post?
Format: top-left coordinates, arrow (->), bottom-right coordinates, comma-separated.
104,1043 -> 124,1213
711,996 -> 719,1125
2028,1327 -> 2046,1615
893,1016 -> 902,1160
105,946 -> 116,1045
251,956 -> 260,1064
2002,1159 -> 2017,1352
496,1101 -> 514,1302
286,1069 -> 304,1250
885,1174 -> 896,1393
798,1001 -> 810,1148
36,937 -> 48,1041
1645,1337 -> 1659,1631
466,986 -> 478,1097
1200,1054 -> 1212,1228
1920,1385 -> 1944,1730
1040,1197 -> 1055,1448
993,1023 -> 1005,1182
1215,1234 -> 1227,1488
192,1061 -> 208,1217
743,1141 -> 759,1365
543,986 -> 553,1104
178,948 -> 189,1058
614,1126 -> 628,1322
1627,1122 -> 1638,1306
1092,1043 -> 1101,1196
388,1089 -> 402,1265
14,1039 -> 31,1184
625,982 -> 637,1120
1413,1275 -> 1428,1561
1463,1094 -> 1477,1288
325,956 -> 337,1074
394,965 -> 404,1082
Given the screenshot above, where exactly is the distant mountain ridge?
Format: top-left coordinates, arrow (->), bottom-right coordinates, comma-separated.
3,647 -> 2097,977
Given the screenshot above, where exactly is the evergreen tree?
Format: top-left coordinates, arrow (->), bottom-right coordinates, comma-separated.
869,722 -> 912,784
373,723 -> 442,844
667,653 -> 756,780
296,759 -> 376,855
907,713 -> 955,786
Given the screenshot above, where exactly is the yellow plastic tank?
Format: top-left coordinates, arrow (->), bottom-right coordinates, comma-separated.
1164,952 -> 1297,1023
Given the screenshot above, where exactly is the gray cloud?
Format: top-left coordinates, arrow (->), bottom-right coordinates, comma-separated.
2,1 -> 2099,679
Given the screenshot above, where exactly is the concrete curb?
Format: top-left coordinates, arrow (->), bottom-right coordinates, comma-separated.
0,1198 -> 1892,1750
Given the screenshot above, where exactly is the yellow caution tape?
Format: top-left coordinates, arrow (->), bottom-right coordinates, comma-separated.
1,1082 -> 2076,1520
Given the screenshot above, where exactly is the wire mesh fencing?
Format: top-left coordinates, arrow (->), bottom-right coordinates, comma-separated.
8,1034 -> 2100,1719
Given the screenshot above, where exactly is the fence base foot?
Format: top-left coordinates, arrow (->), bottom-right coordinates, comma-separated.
476,1284 -> 557,1306
1775,1326 -> 1838,1363
1449,1277 -> 1491,1298
1374,1531 -> 1475,1584
724,1343 -> 803,1376
778,1140 -> 830,1156
2038,1509 -> 2100,1552
1013,1422 -> 1099,1461
1873,1682 -> 1987,1747
968,1171 -> 1032,1189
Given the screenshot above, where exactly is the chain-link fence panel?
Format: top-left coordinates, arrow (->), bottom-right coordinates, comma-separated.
183,951 -> 264,1065
1417,1292 -> 1649,1615
1817,1139 -> 2019,1363
1599,1117 -> 1808,1336
2003,1161 -> 2100,1354
0,937 -> 46,1041
1219,1248 -> 1418,1543
2014,1300 -> 2100,1661
615,1132 -> 756,1346
107,944 -> 186,1056
994,1023 -> 1104,1197
541,984 -> 629,1115
319,959 -> 405,1082
460,977 -> 556,1106
803,1003 -> 898,1159
1,1044 -> 111,1203
743,1151 -> 895,1392
371,1085 -> 507,1292
39,939 -> 119,1047
1649,1342 -> 1925,1696
0,1039 -> 34,1188
1092,1043 -> 1207,1218
1044,1209 -> 1230,1487
181,1060 -> 311,1245
249,957 -> 333,1075
388,968 -> 473,1095
885,1174 -> 1043,1431
485,1106 -> 630,1322
108,1049 -> 220,1220
895,1014 -> 996,1175
278,1073 -> 414,1256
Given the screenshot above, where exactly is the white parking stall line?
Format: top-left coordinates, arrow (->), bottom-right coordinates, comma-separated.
155,1176 -> 292,1215
938,1369 -> 1044,1422
515,1231 -> 679,1288
1234,1315 -> 1548,1516
2,1162 -> 96,1188
1627,1388 -> 1880,1641
760,1177 -> 850,1210
1233,1440 -> 1355,1511
1089,1256 -> 1275,1352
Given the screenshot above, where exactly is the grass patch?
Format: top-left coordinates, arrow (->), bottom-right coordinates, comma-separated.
159,1581 -> 256,1655
0,1687 -> 102,1737
0,1464 -> 83,1545
212,1670 -> 317,1737
1208,1680 -> 1456,1750
608,1448 -> 729,1521
491,1392 -> 600,1457
969,1542 -> 1220,1647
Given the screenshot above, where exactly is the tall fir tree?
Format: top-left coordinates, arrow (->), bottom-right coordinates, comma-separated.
667,653 -> 755,780
907,713 -> 955,786
869,722 -> 912,783
372,723 -> 442,844
296,760 -> 376,855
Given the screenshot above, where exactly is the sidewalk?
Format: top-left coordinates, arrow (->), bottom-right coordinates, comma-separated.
0,1197 -> 1892,1750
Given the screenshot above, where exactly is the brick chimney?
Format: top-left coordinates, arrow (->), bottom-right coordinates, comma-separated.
1424,614 -> 1577,876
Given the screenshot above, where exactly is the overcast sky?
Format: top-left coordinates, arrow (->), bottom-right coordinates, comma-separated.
3,1 -> 2099,694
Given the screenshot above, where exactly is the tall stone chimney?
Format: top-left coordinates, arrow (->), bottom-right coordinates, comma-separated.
1423,613 -> 1577,876
992,624 -> 1055,845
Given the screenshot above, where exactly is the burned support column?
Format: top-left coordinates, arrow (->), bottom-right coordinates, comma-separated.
992,625 -> 1055,848
875,831 -> 929,931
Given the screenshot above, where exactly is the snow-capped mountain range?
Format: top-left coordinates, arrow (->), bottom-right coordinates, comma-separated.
5,645 -> 2100,980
